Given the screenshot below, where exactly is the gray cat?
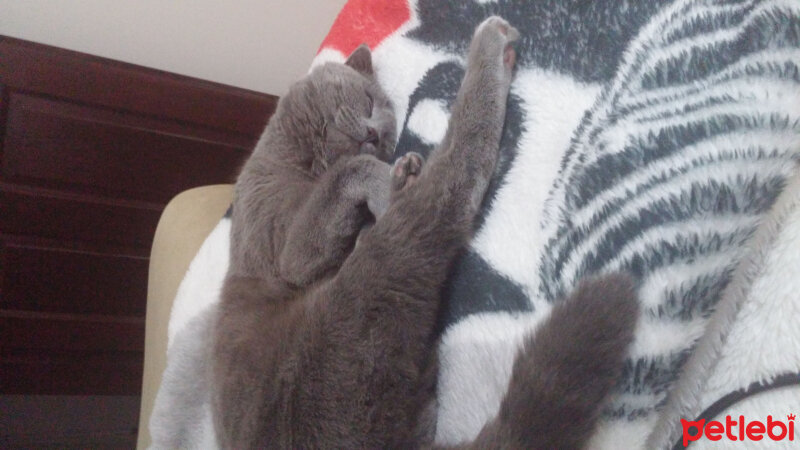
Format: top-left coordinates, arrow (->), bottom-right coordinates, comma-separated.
211,16 -> 638,449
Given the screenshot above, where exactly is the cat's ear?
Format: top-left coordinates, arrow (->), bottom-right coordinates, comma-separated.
345,44 -> 373,77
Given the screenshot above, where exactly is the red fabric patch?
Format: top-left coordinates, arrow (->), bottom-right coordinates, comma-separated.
318,0 -> 411,56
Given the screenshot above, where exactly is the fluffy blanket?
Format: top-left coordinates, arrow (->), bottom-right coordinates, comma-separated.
149,0 -> 800,448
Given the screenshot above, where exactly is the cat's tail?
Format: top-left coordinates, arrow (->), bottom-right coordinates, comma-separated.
447,273 -> 639,450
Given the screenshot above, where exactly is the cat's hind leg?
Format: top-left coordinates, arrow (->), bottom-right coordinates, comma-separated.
469,273 -> 639,449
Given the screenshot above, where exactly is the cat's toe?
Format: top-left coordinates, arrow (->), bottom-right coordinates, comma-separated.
392,152 -> 424,192
504,44 -> 516,69
403,152 -> 423,178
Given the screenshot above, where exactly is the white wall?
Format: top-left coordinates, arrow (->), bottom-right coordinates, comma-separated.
0,0 -> 348,95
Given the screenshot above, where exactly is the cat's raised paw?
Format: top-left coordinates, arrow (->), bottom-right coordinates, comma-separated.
391,152 -> 424,192
471,16 -> 520,74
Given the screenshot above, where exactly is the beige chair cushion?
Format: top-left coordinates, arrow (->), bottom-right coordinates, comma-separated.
137,184 -> 233,449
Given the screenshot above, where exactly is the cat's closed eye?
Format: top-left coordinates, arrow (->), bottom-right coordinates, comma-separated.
365,93 -> 374,116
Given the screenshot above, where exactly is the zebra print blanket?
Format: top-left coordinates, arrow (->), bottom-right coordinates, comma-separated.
150,0 -> 800,447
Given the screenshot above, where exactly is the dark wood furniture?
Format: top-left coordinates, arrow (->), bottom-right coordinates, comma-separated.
0,36 -> 278,395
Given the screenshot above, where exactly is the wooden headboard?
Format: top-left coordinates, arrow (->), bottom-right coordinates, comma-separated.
0,36 -> 278,395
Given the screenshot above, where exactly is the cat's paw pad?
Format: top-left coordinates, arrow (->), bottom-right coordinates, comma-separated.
504,42 -> 516,68
391,152 -> 424,192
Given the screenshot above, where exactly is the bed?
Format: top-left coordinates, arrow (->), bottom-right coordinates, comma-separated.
141,0 -> 800,448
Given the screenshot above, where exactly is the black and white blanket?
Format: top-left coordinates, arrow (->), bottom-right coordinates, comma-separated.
150,0 -> 800,448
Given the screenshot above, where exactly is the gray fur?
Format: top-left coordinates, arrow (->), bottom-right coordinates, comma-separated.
466,274 -> 639,449
211,16 -> 638,449
228,44 -> 397,287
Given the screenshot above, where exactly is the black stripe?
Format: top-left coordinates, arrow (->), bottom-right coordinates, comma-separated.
643,7 -> 800,90
632,94 -> 738,124
649,266 -> 737,321
615,350 -> 694,403
569,148 -> 788,237
407,0 -> 669,83
618,58 -> 800,117
572,113 -> 794,210
541,173 -> 785,300
439,250 -> 531,331
661,2 -> 758,45
618,223 -> 752,281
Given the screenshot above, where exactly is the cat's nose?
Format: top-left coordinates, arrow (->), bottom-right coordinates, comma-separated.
364,127 -> 379,145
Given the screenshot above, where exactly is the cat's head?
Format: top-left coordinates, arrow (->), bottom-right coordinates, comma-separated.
276,45 -> 397,176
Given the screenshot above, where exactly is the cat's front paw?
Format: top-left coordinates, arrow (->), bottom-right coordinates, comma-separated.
391,152 -> 424,192
470,16 -> 519,79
